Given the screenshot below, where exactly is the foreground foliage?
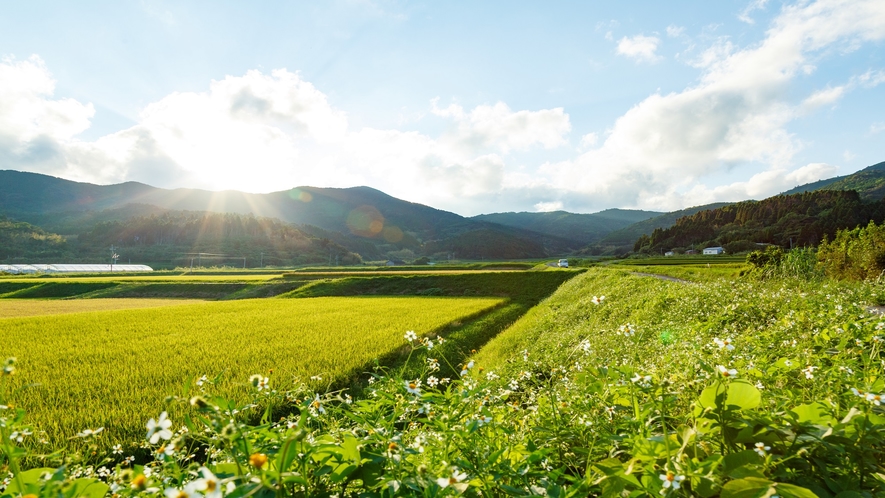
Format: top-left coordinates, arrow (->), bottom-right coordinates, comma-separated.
818,220 -> 885,281
2,268 -> 885,497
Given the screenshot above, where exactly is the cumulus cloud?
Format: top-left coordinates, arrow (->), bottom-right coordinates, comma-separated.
430,100 -> 570,154
541,0 -> 885,210
0,56 -> 95,176
0,57 -> 570,212
616,35 -> 662,63
580,132 -> 598,148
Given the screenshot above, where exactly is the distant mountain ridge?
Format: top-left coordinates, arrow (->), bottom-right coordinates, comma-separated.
0,170 -> 579,260
471,209 -> 661,245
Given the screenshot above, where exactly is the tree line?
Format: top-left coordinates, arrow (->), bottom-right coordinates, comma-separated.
633,190 -> 885,254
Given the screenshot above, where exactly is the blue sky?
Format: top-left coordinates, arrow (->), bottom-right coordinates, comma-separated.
1,1 -> 883,215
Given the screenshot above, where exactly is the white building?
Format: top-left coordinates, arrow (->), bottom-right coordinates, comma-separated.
702,247 -> 725,255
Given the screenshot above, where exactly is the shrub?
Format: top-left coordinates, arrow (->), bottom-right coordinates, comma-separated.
818,220 -> 885,280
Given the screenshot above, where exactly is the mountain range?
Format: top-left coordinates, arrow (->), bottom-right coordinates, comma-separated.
1,159 -> 884,266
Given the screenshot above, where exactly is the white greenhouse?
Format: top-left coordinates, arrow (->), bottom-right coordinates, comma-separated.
0,264 -> 153,274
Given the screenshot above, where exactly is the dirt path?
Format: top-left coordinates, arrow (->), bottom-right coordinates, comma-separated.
631,272 -> 693,284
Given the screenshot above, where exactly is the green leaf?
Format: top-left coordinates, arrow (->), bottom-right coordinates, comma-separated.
276,438 -> 301,474
720,477 -> 777,498
727,381 -> 761,410
724,450 -> 763,473
68,478 -> 110,498
790,402 -> 833,425
775,483 -> 820,498
834,492 -> 864,498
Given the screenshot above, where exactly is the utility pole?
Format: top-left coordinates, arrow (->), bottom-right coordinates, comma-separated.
260,252 -> 263,268
243,257 -> 246,269
110,245 -> 118,271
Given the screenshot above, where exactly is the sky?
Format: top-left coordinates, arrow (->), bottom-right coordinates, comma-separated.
1,0 -> 884,216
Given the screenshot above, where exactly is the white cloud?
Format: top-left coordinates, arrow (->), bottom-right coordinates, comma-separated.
800,85 -> 846,111
689,38 -> 736,68
534,201 -> 563,212
431,99 -> 570,154
870,122 -> 885,135
843,150 -> 856,161
0,55 -> 94,143
856,69 -> 885,87
666,25 -> 685,38
580,132 -> 598,148
539,0 -> 885,211
738,0 -> 769,24
616,35 -> 662,63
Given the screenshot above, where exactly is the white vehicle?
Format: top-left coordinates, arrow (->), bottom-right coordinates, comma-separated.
558,259 -> 569,268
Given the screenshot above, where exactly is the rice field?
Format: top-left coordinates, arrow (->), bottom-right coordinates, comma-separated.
0,298 -> 208,318
0,296 -> 503,447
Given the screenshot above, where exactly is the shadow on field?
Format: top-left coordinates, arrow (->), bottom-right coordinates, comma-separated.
279,271 -> 584,395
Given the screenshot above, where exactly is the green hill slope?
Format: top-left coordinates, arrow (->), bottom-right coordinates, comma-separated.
783,160 -> 885,200
0,215 -> 69,262
634,190 -> 885,254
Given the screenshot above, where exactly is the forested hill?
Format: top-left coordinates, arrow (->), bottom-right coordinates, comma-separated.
633,190 -> 885,254
783,160 -> 885,200
0,215 -> 68,260
76,211 -> 363,267
0,211 -> 362,267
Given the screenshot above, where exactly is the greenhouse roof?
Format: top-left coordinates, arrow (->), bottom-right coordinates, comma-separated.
0,264 -> 153,274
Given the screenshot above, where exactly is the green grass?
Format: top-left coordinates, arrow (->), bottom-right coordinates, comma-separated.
612,263 -> 747,281
614,255 -> 747,265
0,281 -> 39,296
6,282 -> 120,298
2,296 -> 502,448
287,262 -> 537,273
282,270 -> 579,300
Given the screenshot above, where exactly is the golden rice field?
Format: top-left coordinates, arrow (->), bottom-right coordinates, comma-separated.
0,298 -> 207,318
0,296 -> 502,447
